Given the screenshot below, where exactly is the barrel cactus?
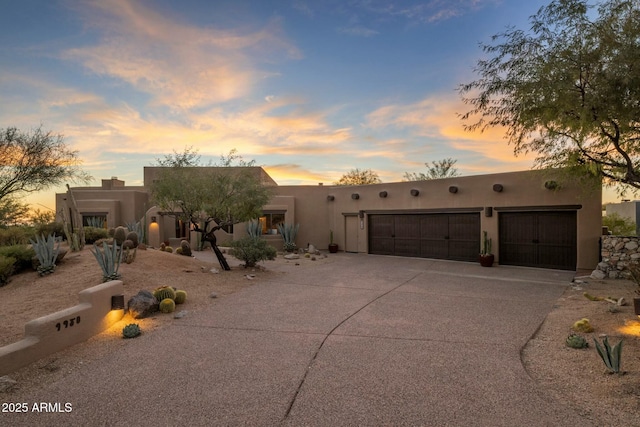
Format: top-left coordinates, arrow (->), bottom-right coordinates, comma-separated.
180,240 -> 192,256
566,334 -> 588,349
114,226 -> 127,246
159,298 -> 176,313
125,231 -> 139,248
174,290 -> 187,304
153,286 -> 176,302
122,323 -> 142,339
572,318 -> 594,333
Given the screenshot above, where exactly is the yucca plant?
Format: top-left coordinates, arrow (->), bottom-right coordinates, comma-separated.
277,222 -> 299,252
90,241 -> 122,282
30,233 -> 60,276
593,336 -> 623,374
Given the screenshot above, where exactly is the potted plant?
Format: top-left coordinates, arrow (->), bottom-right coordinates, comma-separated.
328,229 -> 338,253
479,231 -> 494,267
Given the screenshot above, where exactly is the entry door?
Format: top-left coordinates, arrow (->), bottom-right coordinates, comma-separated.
345,215 -> 359,253
499,211 -> 577,270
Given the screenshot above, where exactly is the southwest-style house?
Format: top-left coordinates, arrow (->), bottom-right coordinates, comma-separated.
55,167 -> 602,271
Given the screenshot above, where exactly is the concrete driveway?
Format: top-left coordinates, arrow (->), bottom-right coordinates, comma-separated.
5,254 -> 591,426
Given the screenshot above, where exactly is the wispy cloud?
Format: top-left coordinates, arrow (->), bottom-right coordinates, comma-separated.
351,0 -> 498,23
62,0 -> 300,109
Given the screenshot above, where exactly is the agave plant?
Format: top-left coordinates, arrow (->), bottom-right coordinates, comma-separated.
594,336 -> 623,374
246,219 -> 263,239
277,223 -> 299,252
30,233 -> 60,276
90,241 -> 122,282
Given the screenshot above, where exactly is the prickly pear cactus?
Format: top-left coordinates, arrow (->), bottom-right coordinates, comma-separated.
566,334 -> 588,349
122,323 -> 142,339
153,286 -> 176,302
174,290 -> 187,304
159,298 -> 176,313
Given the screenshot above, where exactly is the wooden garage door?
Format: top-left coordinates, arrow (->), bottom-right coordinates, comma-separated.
499,211 -> 577,270
369,213 -> 480,262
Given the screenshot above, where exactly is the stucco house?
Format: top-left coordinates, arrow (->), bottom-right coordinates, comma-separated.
56,167 -> 602,271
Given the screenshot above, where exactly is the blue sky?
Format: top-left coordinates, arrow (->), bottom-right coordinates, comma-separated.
0,0 -> 614,211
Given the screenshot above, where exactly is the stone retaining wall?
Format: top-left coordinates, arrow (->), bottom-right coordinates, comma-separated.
593,236 -> 640,279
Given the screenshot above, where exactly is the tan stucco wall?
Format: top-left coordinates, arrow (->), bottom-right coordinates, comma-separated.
275,169 -> 601,270
56,188 -> 149,228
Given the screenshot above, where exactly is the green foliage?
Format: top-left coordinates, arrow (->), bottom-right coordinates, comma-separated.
90,242 -> 122,282
0,245 -> 35,272
246,220 -> 262,238
602,213 -> 636,236
34,222 -> 64,241
174,290 -> 187,305
404,158 -> 460,181
460,0 -> 640,191
159,298 -> 176,313
0,226 -> 35,246
122,323 -> 141,339
84,226 -> 109,244
481,231 -> 492,255
594,336 -> 623,374
113,226 -> 127,246
566,334 -> 589,349
229,236 -> 277,267
0,197 -> 29,227
334,168 -> 381,185
0,126 -> 90,202
277,223 -> 299,252
0,255 -> 16,286
153,286 -> 176,302
30,233 -> 60,276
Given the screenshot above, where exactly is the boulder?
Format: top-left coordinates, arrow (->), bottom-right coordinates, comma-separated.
284,253 -> 300,260
127,290 -> 159,319
590,269 -> 606,280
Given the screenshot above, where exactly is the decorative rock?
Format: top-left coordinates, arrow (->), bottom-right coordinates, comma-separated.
284,253 -> 300,260
590,270 -> 606,280
308,244 -> 316,253
615,242 -> 625,251
625,241 -> 638,250
174,310 -> 188,319
210,292 -> 218,299
209,268 -> 220,274
127,290 -> 159,319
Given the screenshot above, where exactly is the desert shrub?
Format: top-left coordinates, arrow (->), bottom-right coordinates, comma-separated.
34,222 -> 65,241
0,226 -> 35,246
0,245 -> 35,272
84,226 -> 110,244
229,237 -> 276,267
602,213 -> 636,236
0,254 -> 16,286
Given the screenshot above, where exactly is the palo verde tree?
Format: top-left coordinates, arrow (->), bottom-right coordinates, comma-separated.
150,148 -> 272,270
334,168 -> 382,185
0,126 -> 89,222
459,0 -> 640,192
403,158 -> 460,181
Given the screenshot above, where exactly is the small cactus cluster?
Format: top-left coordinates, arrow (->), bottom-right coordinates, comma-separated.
153,286 -> 187,314
122,323 -> 142,339
159,242 -> 173,252
113,226 -> 128,246
566,334 -> 588,349
180,240 -> 192,256
572,318 -> 594,333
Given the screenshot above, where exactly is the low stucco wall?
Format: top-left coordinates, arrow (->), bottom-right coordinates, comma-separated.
0,280 -> 125,376
593,236 -> 640,279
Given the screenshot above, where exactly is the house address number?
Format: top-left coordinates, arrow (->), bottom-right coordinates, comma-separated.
55,316 -> 81,331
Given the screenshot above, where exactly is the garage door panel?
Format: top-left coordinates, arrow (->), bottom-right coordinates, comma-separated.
420,215 -> 448,239
395,215 -> 420,238
420,239 -> 448,259
449,241 -> 481,262
395,238 -> 421,257
499,211 -> 576,270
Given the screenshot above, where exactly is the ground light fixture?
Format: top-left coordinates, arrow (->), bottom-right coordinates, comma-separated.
111,294 -> 125,310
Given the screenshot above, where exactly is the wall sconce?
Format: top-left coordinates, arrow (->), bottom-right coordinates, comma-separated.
379,191 -> 388,198
633,297 -> 640,316
449,186 -> 458,194
111,294 -> 125,310
485,207 -> 493,217
544,180 -> 558,190
492,184 -> 503,192
358,210 -> 365,219
150,216 -> 157,223
351,193 -> 360,200
327,195 -> 335,201
410,189 -> 420,197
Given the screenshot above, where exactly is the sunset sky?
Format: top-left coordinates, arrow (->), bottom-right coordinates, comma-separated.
0,0 -> 616,212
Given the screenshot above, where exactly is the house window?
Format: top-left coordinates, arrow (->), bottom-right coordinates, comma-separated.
260,211 -> 285,235
83,214 -> 107,228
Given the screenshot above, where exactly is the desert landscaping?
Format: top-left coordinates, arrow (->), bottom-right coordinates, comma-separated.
0,245 -> 639,425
